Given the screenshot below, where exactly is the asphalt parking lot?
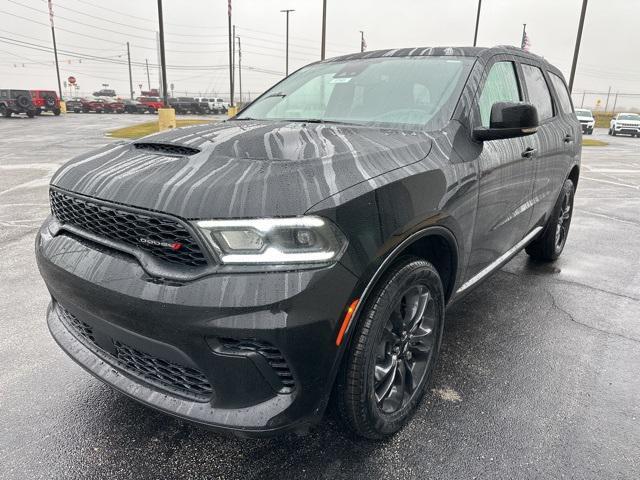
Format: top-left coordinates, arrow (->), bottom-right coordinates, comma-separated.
1,115 -> 638,479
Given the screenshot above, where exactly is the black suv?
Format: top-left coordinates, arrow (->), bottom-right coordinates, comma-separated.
0,89 -> 37,117
168,97 -> 203,114
36,46 -> 580,439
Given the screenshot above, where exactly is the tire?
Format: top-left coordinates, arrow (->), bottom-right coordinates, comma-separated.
53,108 -> 60,116
35,108 -> 42,116
608,129 -> 612,135
612,130 -> 617,136
525,178 -> 575,261
0,105 -> 10,118
334,257 -> 445,439
26,109 -> 35,118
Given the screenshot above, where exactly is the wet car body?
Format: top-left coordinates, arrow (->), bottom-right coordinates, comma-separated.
36,46 -> 581,436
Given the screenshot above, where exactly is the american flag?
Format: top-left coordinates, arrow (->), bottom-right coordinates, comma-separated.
521,31 -> 531,52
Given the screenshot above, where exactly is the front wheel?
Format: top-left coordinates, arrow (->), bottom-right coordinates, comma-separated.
0,105 -> 10,118
53,108 -> 61,116
26,110 -> 35,118
526,178 -> 575,261
334,257 -> 444,439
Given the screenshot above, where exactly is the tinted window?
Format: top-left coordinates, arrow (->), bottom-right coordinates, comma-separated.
238,56 -> 475,130
478,62 -> 521,127
521,64 -> 554,121
549,73 -> 573,114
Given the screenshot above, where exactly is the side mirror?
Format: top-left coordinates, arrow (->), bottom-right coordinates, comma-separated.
473,102 -> 539,141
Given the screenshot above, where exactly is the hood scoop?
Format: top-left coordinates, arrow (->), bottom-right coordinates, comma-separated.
133,142 -> 200,156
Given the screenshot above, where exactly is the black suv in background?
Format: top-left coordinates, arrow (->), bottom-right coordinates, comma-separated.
37,46 -> 580,439
168,97 -> 203,114
0,89 -> 37,117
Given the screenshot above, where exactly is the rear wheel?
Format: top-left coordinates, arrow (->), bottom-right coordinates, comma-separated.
26,109 -> 35,118
0,105 -> 11,118
526,178 -> 575,261
334,257 -> 444,439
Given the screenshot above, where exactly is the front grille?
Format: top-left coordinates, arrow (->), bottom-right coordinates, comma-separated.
113,341 -> 213,399
50,189 -> 208,267
221,338 -> 295,392
57,304 -> 213,401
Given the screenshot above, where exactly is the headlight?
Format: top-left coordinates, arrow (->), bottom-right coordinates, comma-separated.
195,216 -> 348,265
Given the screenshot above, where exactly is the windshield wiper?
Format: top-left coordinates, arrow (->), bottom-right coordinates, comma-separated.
265,92 -> 287,99
283,118 -> 363,126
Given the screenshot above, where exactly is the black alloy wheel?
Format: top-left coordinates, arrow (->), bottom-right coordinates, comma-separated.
334,257 -> 444,439
526,178 -> 575,261
554,187 -> 573,251
374,283 -> 438,414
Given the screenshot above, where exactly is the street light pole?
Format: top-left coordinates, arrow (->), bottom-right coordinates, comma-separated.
321,0 -> 327,60
568,0 -> 588,93
47,1 -> 63,100
126,42 -> 134,100
228,0 -> 234,107
281,9 -> 295,76
473,0 -> 482,47
237,35 -> 242,104
156,0 -> 169,107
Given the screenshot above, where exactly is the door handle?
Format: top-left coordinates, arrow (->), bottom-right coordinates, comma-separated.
564,134 -> 573,143
521,147 -> 537,158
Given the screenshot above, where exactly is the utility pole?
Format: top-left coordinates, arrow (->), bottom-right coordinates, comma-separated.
228,0 -> 234,107
612,92 -> 619,114
321,0 -> 327,60
473,0 -> 482,47
360,30 -> 365,52
237,35 -> 242,104
281,10 -> 295,76
232,24 -> 236,92
126,42 -> 133,100
520,24 -> 527,49
145,59 -> 151,90
604,86 -> 612,112
156,32 -> 163,98
568,0 -> 588,93
156,0 -> 169,107
47,1 -> 63,100
581,91 -> 586,107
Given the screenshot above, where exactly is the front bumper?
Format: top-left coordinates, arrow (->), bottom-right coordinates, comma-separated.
579,122 -> 594,133
36,216 -> 358,436
614,125 -> 640,135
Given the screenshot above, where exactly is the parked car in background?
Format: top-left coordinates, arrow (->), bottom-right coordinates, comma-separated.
31,90 -> 61,116
609,112 -> 640,137
100,99 -> 125,114
93,89 -> 116,97
574,108 -> 594,135
36,46 -> 581,439
122,99 -> 148,114
194,97 -> 222,114
211,97 -> 228,113
168,97 -> 202,114
137,96 -> 164,113
65,97 -> 83,113
194,97 -> 214,114
79,97 -> 105,113
0,89 -> 37,117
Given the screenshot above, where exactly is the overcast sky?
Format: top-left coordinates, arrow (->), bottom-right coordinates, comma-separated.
1,0 -> 639,107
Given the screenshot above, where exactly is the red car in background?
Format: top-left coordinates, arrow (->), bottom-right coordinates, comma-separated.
79,97 -> 105,113
100,99 -> 125,114
31,90 -> 61,116
136,96 -> 163,113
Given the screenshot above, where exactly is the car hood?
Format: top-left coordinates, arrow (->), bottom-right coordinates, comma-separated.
576,115 -> 593,121
51,121 -> 433,218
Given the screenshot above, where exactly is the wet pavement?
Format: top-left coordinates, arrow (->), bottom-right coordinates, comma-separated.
1,116 -> 638,479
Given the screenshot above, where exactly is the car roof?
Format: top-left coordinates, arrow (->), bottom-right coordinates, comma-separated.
324,45 -> 562,76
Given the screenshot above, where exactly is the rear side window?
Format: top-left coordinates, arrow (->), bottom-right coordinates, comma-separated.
549,73 -> 573,114
478,62 -> 521,127
521,64 -> 554,121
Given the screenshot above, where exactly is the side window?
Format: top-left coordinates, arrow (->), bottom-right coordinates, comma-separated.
549,73 -> 573,114
478,62 -> 521,127
521,64 -> 554,121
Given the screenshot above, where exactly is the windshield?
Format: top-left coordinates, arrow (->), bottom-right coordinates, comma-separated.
575,109 -> 592,117
618,114 -> 640,121
237,56 -> 475,130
